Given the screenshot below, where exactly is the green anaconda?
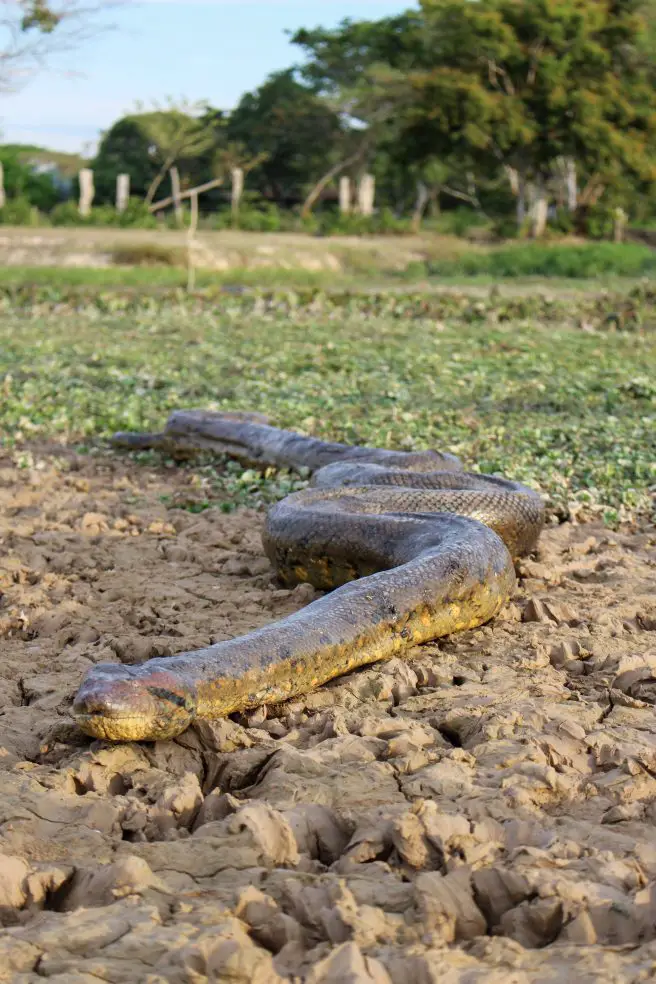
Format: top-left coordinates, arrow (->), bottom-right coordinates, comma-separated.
72,410 -> 544,742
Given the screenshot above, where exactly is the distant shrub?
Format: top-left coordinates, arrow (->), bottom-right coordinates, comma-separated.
313,208 -> 411,237
0,196 -> 41,225
50,198 -> 158,228
425,208 -> 490,238
210,201 -> 298,232
582,204 -> 617,240
114,199 -> 158,229
0,149 -> 59,211
492,215 -> 522,240
426,242 -> 656,278
50,201 -> 89,226
549,209 -> 576,236
111,242 -> 186,266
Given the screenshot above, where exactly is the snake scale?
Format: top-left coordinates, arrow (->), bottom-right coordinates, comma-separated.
72,410 -> 544,742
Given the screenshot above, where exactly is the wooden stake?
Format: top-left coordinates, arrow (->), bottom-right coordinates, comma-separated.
338,176 -> 351,215
150,176 -> 223,212
231,167 -> 244,223
187,189 -> 199,293
116,173 -> 130,213
170,166 -> 183,226
79,169 -> 94,217
357,173 -> 376,216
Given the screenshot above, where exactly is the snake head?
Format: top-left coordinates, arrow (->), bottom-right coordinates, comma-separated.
72,663 -> 197,742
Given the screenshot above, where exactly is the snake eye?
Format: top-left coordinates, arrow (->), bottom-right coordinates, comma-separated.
146,686 -> 188,708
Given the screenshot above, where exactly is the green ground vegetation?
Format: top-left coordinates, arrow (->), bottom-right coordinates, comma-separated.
0,288 -> 653,523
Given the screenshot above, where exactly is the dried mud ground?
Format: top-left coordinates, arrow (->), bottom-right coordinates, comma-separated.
0,447 -> 655,984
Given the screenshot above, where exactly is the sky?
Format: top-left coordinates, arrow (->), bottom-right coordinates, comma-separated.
0,0 -> 416,154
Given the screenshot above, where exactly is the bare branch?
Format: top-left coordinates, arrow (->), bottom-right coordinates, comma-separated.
150,176 -> 224,213
0,1 -> 122,92
442,185 -> 479,205
300,138 -> 370,219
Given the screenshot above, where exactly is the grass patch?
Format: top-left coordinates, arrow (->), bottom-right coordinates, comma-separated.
427,242 -> 656,279
0,264 -> 341,290
0,263 -> 650,299
110,243 -> 187,267
0,295 -> 653,519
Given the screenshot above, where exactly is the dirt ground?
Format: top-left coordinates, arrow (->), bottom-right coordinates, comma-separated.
0,227 -> 441,273
0,446 -> 655,983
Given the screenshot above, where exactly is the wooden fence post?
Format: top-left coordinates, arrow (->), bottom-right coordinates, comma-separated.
79,169 -> 94,216
358,173 -> 376,217
339,176 -> 351,215
170,167 -> 183,225
187,190 -> 199,293
231,167 -> 244,222
613,207 -> 627,243
0,163 -> 5,209
116,173 -> 130,213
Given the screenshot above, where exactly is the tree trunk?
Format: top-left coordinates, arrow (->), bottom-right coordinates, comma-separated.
504,165 -> 528,230
530,178 -> 548,238
411,181 -> 429,233
428,187 -> 441,217
0,163 -> 5,209
505,165 -> 520,197
516,174 -> 527,229
613,207 -> 627,243
301,142 -> 369,220
145,153 -> 177,206
170,167 -> 183,226
565,158 -> 577,212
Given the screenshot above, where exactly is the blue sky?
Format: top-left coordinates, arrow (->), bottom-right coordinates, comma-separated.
0,1 -> 415,154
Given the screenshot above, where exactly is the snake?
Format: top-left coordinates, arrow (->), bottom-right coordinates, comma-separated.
72,410 -> 544,742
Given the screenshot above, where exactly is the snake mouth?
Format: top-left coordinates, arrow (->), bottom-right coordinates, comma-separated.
73,709 -> 158,742
72,664 -> 197,742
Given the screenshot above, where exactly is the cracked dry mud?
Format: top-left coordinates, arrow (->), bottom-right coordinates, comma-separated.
0,447 -> 655,983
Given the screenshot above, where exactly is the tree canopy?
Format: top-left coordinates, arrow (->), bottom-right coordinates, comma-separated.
75,1 -> 656,232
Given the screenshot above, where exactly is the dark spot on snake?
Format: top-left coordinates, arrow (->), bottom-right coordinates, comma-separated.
146,686 -> 187,707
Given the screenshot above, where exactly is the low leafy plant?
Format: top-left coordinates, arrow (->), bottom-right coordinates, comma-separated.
0,196 -> 41,226
427,242 -> 656,278
110,243 -> 187,267
0,285 -> 653,520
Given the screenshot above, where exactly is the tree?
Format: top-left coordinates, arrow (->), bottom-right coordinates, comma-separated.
136,100 -> 221,205
402,0 -> 656,234
0,146 -> 59,208
292,13 -> 427,94
226,70 -> 343,204
292,11 -> 423,216
92,116 -> 158,204
0,1 -> 117,92
92,101 -> 223,207
291,15 -> 426,216
212,140 -> 268,223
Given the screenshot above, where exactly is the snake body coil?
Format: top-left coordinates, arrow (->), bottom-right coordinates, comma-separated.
72,412 -> 544,742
